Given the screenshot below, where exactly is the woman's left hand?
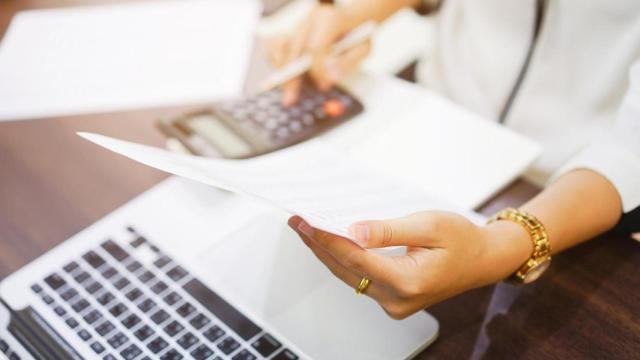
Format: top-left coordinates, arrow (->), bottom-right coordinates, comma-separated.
288,211 -> 531,319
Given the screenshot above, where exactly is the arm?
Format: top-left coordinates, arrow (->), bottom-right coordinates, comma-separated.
288,169 -> 622,319
287,61 -> 640,318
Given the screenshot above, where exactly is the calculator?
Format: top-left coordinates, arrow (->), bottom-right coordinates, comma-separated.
157,82 -> 364,159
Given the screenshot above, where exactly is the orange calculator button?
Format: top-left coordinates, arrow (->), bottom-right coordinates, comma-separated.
323,99 -> 345,117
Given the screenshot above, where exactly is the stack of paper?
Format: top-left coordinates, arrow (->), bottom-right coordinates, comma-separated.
0,0 -> 260,121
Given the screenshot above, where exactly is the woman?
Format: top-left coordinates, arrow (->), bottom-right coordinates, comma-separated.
270,0 -> 640,319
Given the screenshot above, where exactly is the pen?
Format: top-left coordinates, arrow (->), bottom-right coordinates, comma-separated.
258,21 -> 377,92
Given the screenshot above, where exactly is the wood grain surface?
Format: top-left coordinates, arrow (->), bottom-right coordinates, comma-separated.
1,1 -> 638,359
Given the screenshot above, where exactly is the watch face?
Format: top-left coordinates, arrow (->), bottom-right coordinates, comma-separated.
523,259 -> 551,284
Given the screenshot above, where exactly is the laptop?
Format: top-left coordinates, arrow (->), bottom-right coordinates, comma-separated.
0,177 -> 439,360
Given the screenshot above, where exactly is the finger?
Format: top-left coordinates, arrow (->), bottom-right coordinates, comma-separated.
266,35 -> 289,68
289,218 -> 399,285
281,77 -> 302,106
309,54 -> 333,91
349,211 -> 447,249
288,217 -> 385,299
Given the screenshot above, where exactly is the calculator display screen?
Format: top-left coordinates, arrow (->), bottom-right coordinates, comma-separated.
186,114 -> 253,158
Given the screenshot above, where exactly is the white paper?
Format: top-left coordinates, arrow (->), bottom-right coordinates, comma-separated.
79,132 -> 484,239
0,0 -> 260,121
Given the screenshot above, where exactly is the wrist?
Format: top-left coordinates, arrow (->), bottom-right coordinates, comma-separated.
477,220 -> 533,286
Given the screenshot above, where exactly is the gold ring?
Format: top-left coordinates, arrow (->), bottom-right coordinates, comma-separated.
355,276 -> 371,295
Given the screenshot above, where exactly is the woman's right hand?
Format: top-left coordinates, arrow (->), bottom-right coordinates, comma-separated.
267,5 -> 371,105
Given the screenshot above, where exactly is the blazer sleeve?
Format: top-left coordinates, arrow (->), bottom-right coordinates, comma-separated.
550,61 -> 640,213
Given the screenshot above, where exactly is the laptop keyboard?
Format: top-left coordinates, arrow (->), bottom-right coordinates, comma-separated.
29,227 -> 298,360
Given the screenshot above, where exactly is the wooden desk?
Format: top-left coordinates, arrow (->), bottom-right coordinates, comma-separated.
1,2 -> 638,359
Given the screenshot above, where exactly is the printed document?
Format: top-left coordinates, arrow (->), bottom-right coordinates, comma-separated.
79,133 -> 484,239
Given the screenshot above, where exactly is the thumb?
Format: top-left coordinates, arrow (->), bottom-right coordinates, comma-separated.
349,211 -> 446,249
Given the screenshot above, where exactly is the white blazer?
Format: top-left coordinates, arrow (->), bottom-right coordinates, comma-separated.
416,0 -> 640,212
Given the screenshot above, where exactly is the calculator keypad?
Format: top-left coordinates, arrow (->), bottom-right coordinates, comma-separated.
215,84 -> 363,149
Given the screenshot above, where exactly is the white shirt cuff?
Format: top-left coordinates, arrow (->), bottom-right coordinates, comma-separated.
550,141 -> 640,213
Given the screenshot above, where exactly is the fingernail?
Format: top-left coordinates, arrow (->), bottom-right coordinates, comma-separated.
297,221 -> 315,238
350,224 -> 370,246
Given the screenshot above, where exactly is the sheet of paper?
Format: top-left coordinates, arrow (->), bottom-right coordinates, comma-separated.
79,132 -> 485,239
0,0 -> 260,121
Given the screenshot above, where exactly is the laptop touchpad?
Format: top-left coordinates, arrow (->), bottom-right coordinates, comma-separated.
191,211 -> 333,317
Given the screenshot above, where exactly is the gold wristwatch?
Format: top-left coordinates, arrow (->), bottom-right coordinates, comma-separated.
489,208 -> 551,284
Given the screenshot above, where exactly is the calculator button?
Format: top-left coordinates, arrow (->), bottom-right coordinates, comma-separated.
323,99 -> 345,117
314,108 -> 326,120
265,119 -> 278,130
302,114 -> 314,126
289,121 -> 302,133
275,127 -> 290,139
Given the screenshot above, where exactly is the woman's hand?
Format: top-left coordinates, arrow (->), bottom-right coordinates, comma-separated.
288,211 -> 531,319
267,4 -> 371,105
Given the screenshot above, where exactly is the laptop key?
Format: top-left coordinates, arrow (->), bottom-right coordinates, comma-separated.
153,255 -> 172,269
191,344 -> 214,360
78,329 -> 92,341
120,344 -> 142,360
107,332 -> 129,349
130,236 -> 145,248
160,349 -> 183,360
184,279 -> 262,340
176,302 -> 195,317
134,325 -> 155,341
163,320 -> 184,337
83,251 -> 106,268
97,292 -> 115,306
125,288 -> 143,301
84,281 -> 103,294
138,271 -> 155,283
167,266 -> 188,282
203,325 -> 225,343
232,349 -> 257,360
177,332 -> 199,350
101,240 -> 130,261
217,336 -> 240,355
74,271 -> 91,284
63,261 -> 79,273
151,309 -> 170,324
113,277 -> 131,290
150,281 -> 168,294
96,321 -> 116,336
61,288 -> 79,301
42,294 -> 54,305
71,299 -> 90,312
109,302 -> 128,318
44,273 -> 66,290
121,314 -> 141,329
189,313 -> 211,330
147,336 -> 169,354
31,284 -> 43,293
0,339 -> 9,352
90,341 -> 105,354
103,355 -> 117,360
251,333 -> 281,357
66,317 -> 79,329
54,306 -> 66,316
138,298 -> 156,313
272,349 -> 299,360
101,267 -> 118,279
163,292 -> 182,306
83,309 -> 102,324
126,261 -> 142,272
